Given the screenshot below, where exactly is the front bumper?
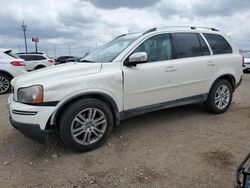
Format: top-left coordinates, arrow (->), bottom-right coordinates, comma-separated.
10,117 -> 50,143
8,94 -> 56,143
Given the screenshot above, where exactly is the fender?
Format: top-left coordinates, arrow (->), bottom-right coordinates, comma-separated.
0,70 -> 14,79
209,74 -> 236,92
50,91 -> 121,126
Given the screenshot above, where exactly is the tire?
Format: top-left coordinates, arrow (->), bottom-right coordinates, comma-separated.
35,65 -> 45,70
59,98 -> 113,152
0,73 -> 11,94
204,79 -> 233,114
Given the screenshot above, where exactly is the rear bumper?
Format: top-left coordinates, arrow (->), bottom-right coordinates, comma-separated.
235,77 -> 242,90
10,117 -> 50,143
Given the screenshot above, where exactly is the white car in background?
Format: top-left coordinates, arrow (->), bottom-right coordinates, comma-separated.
16,52 -> 55,71
243,52 -> 250,73
0,49 -> 27,94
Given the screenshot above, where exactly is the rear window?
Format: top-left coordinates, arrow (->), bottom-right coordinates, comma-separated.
203,34 -> 232,55
171,33 -> 206,59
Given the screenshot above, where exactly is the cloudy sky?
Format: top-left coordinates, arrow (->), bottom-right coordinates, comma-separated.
0,0 -> 249,57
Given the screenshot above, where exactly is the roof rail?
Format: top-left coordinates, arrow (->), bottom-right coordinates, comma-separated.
144,26 -> 219,33
190,26 -> 219,31
142,27 -> 157,35
113,33 -> 126,40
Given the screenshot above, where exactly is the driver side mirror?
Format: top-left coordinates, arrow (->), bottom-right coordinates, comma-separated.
124,52 -> 148,66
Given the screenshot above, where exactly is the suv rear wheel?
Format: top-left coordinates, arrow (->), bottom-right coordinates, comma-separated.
35,65 -> 46,70
59,98 -> 113,152
204,79 -> 233,114
0,73 -> 11,94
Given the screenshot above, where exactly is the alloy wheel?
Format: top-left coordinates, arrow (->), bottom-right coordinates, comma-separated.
71,108 -> 107,145
214,84 -> 230,110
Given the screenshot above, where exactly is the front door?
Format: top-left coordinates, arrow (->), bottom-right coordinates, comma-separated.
122,34 -> 179,110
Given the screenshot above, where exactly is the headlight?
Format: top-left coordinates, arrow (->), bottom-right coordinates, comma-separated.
17,85 -> 44,104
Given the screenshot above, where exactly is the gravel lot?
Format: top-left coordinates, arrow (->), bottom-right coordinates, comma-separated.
0,74 -> 250,188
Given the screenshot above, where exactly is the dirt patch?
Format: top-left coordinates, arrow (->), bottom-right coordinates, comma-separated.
200,150 -> 236,169
132,166 -> 164,184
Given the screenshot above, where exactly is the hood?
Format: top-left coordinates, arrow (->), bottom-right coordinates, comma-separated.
12,62 -> 102,87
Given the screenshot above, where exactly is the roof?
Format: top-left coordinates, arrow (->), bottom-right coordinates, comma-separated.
116,26 -> 220,39
16,52 -> 45,55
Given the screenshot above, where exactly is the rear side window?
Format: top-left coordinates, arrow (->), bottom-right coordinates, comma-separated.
34,55 -> 46,60
18,55 -> 32,61
18,55 -> 46,61
171,33 -> 204,59
198,34 -> 210,56
203,34 -> 232,55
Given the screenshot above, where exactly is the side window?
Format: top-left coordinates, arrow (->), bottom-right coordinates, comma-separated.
35,55 -> 46,60
203,33 -> 232,55
132,34 -> 172,62
27,55 -> 37,61
198,34 -> 210,56
171,33 -> 202,59
19,55 -> 31,61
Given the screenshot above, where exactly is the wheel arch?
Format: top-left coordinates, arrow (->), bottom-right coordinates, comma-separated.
0,70 -> 14,79
211,74 -> 236,92
35,65 -> 46,69
50,92 -> 121,129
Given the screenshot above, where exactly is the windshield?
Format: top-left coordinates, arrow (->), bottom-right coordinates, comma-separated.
81,36 -> 137,62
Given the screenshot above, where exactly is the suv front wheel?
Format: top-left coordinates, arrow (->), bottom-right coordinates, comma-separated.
59,98 -> 113,152
204,79 -> 233,114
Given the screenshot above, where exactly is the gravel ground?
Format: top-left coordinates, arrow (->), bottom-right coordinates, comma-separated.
0,74 -> 249,188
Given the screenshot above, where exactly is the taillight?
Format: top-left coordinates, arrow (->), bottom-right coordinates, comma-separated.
11,61 -> 25,66
48,59 -> 55,63
242,56 -> 245,67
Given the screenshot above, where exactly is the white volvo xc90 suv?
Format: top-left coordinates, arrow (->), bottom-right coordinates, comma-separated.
8,26 -> 243,152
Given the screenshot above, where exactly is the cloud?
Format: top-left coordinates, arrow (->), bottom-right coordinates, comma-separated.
192,0 -> 250,17
0,0 -> 249,57
82,0 -> 161,9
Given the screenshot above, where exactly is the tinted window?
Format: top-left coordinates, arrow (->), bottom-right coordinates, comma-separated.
203,34 -> 232,55
34,55 -> 46,60
198,34 -> 210,55
19,55 -> 46,61
132,34 -> 172,62
18,55 -> 32,61
171,33 -> 203,59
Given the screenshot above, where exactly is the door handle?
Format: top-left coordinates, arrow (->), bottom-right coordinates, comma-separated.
207,61 -> 215,66
165,66 -> 177,72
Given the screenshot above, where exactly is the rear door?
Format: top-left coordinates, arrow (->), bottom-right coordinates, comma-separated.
171,32 -> 215,99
